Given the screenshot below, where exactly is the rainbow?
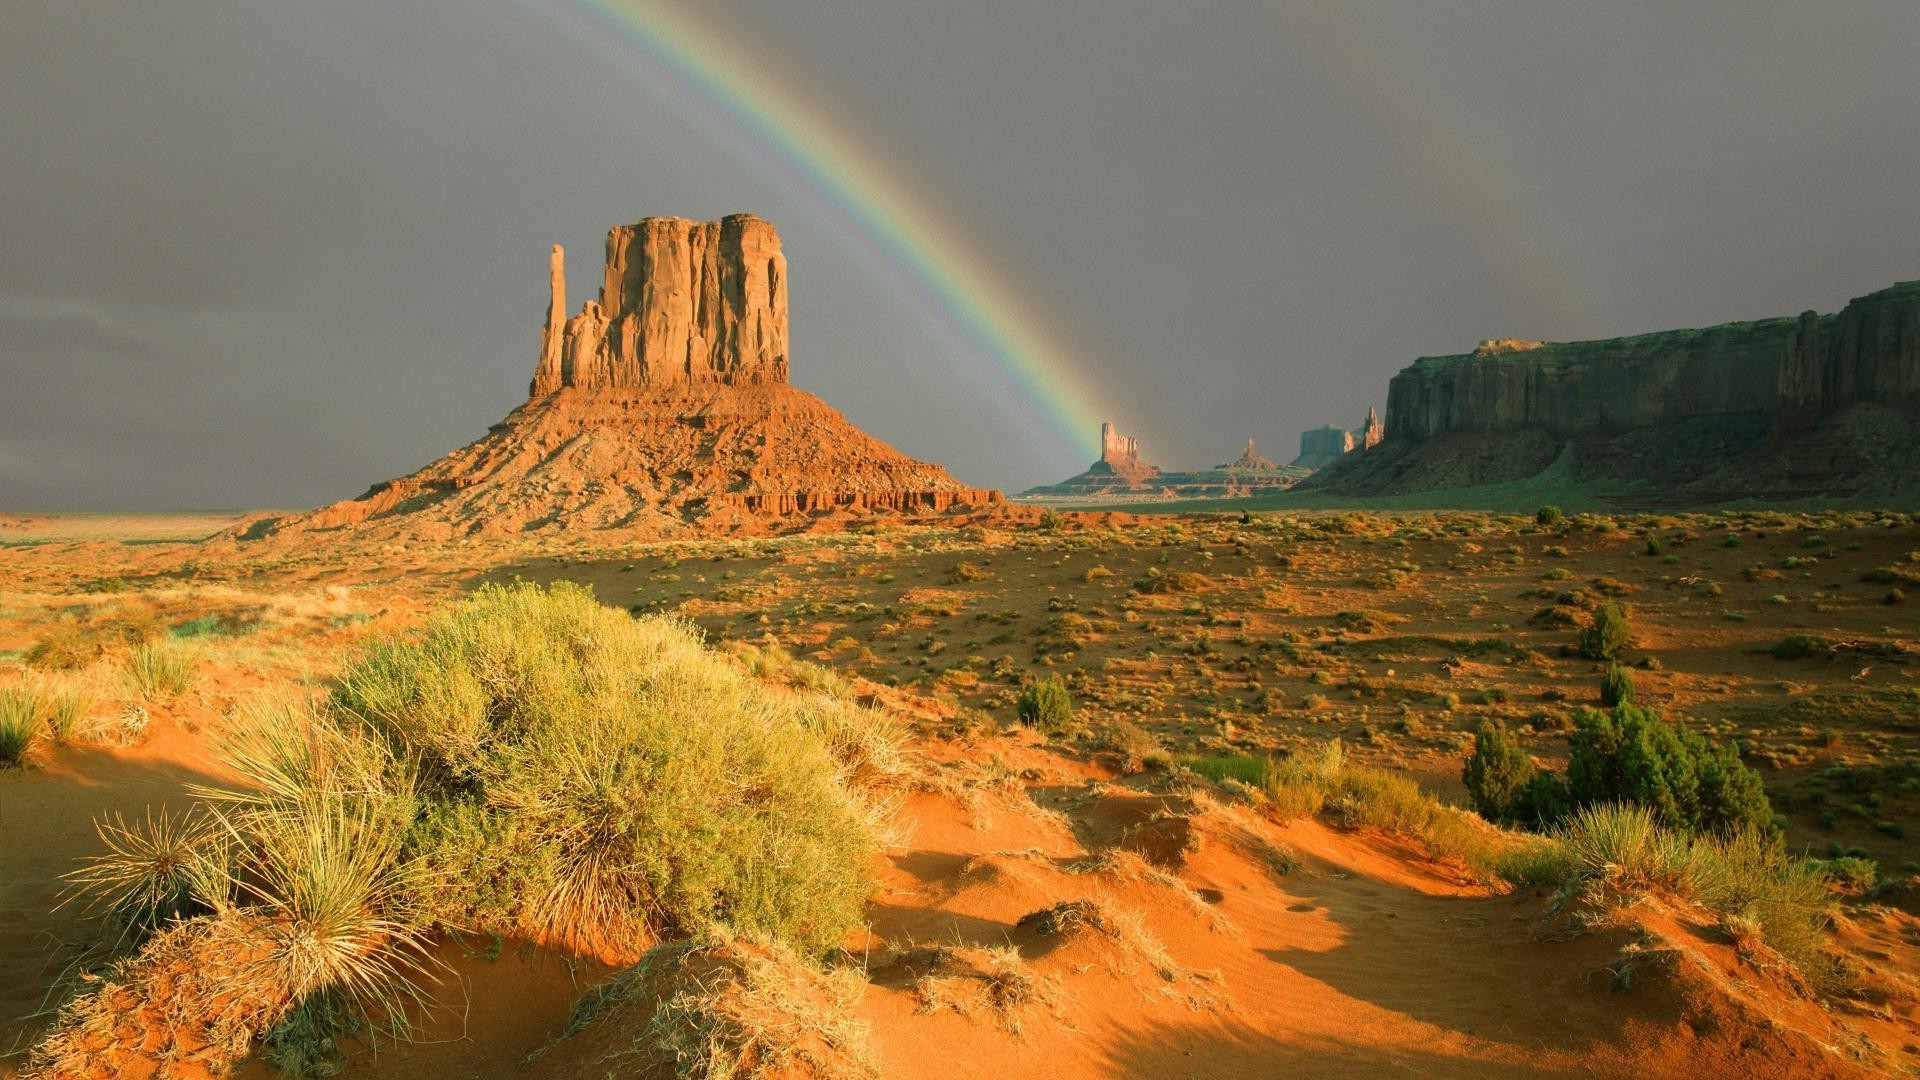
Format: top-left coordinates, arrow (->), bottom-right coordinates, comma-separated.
522,0 -> 1106,464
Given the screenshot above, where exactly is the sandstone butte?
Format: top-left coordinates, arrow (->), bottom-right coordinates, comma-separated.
1303,279 -> 1920,505
241,214 -> 1003,542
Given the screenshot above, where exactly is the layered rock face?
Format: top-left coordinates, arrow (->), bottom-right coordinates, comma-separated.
247,214 -> 1001,541
1309,280 -> 1920,505
1382,283 -> 1919,443
531,214 -> 789,395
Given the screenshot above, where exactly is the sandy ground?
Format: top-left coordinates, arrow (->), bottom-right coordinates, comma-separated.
3,509 -> 1919,1077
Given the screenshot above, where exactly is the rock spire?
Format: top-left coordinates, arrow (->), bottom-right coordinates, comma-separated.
531,214 -> 790,395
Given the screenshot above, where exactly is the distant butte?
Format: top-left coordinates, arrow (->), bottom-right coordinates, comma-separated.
1020,423 -> 1307,502
242,214 -> 1003,541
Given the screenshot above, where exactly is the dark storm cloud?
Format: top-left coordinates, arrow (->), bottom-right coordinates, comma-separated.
3,1 -> 1917,509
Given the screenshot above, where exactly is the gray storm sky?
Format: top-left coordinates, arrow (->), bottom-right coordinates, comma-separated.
3,1 -> 1917,510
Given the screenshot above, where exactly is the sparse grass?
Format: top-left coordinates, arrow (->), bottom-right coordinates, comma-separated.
125,640 -> 195,700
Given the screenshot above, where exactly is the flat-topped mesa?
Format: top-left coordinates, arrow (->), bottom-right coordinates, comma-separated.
530,214 -> 789,396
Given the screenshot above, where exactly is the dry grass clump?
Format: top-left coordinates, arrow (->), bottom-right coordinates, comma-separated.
910,944 -> 1061,1033
556,930 -> 878,1078
1014,898 -> 1220,1004
330,581 -> 884,960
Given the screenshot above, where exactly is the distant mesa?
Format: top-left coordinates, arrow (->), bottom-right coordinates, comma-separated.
1289,407 -> 1382,469
1019,423 -> 1308,502
242,214 -> 1002,541
1303,279 -> 1920,506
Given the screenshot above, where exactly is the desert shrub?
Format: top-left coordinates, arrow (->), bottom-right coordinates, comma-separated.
1600,664 -> 1635,708
1564,704 -> 1773,837
331,582 -> 881,960
1772,634 -> 1832,660
1535,505 -> 1564,528
1100,720 -> 1167,772
1,686 -> 43,767
1016,676 -> 1075,735
126,640 -> 195,700
1576,602 -> 1630,660
1462,722 -> 1535,823
945,561 -> 991,584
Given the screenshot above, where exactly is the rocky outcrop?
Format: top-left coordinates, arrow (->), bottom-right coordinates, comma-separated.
1358,406 -> 1383,450
245,214 -> 1003,542
1307,279 -> 1920,506
1219,438 -> 1279,471
532,214 -> 789,395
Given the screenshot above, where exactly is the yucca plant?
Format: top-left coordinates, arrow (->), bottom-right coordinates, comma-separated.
208,791 -> 435,1027
126,640 -> 195,701
61,807 -> 222,943
0,685 -> 42,766
38,678 -> 93,743
1553,803 -> 1697,894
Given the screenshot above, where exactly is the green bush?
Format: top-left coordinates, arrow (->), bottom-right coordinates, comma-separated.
1462,722 -> 1535,823
1600,664 -> 1635,708
330,581 -> 884,960
1576,602 -> 1630,660
1535,505 -> 1564,528
1771,634 -> 1831,660
1016,677 -> 1075,735
1564,703 -> 1773,837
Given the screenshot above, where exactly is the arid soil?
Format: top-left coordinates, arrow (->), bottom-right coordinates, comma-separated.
4,508 -> 1919,1077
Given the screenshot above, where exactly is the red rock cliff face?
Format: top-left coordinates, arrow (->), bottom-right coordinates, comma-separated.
531,214 -> 789,395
